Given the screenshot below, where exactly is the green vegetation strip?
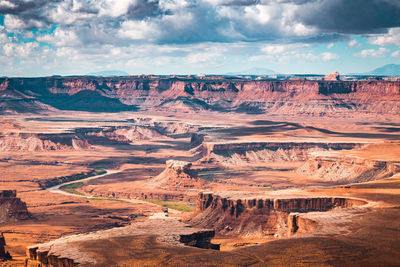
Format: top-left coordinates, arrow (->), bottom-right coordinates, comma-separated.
59,182 -> 86,196
40,168 -> 106,189
144,200 -> 195,212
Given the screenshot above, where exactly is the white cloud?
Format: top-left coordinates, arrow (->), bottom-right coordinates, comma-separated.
391,50 -> 400,57
321,52 -> 339,61
98,0 -> 134,17
0,33 -> 8,43
348,39 -> 359,47
356,47 -> 388,58
4,15 -> 25,30
369,27 -> 400,47
0,0 -> 16,9
119,20 -> 159,41
262,44 -> 286,54
37,29 -> 80,47
4,14 -> 45,30
327,43 -> 334,49
2,42 -> 39,57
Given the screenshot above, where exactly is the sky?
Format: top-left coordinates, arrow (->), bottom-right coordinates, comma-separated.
0,0 -> 399,76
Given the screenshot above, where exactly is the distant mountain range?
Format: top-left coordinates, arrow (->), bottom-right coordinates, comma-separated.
225,67 -> 277,76
87,70 -> 129,76
362,64 -> 400,76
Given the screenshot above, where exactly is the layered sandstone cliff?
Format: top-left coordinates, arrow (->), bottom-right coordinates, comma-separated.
0,190 -> 30,224
189,192 -> 366,238
297,156 -> 400,183
200,142 -> 363,165
0,132 -> 90,152
1,76 -> 399,115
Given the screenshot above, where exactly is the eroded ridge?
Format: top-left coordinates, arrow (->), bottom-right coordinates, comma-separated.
199,141 -> 365,165
189,192 -> 367,238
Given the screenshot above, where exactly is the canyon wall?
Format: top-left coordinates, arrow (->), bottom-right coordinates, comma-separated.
189,192 -> 366,238
200,142 -> 363,165
0,133 -> 90,152
1,77 -> 399,115
297,156 -> 400,183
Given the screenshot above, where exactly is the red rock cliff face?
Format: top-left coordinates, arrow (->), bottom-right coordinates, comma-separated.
189,192 -> 366,238
1,77 -> 399,114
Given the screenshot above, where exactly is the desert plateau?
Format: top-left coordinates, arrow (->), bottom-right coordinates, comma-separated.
0,74 -> 398,266
2,0 -> 400,266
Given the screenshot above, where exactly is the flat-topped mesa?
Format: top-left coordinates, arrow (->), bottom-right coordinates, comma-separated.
189,192 -> 366,238
0,190 -> 30,224
201,142 -> 363,164
297,155 -> 400,184
149,160 -> 207,189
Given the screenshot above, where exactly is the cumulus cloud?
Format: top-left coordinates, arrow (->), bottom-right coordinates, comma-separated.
369,27 -> 400,47
391,50 -> 400,57
348,39 -> 359,48
321,52 -> 339,61
1,0 -> 400,75
356,47 -> 388,58
37,28 -> 80,47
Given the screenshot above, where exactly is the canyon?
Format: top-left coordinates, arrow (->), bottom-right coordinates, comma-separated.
0,75 -> 399,266
0,76 -> 399,116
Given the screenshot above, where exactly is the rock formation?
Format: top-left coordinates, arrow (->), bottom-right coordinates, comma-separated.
0,133 -> 90,152
0,190 -> 30,224
297,156 -> 400,183
1,76 -> 400,116
201,142 -> 362,165
148,160 -> 207,190
86,125 -> 164,143
189,192 -> 366,238
25,218 -> 219,266
324,71 -> 340,81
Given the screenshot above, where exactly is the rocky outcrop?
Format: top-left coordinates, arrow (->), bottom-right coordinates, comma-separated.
189,192 -> 366,238
323,71 -> 340,81
148,160 -> 207,189
297,156 -> 400,183
0,190 -> 30,224
1,76 -> 399,115
201,142 -> 363,165
0,133 -> 90,152
25,218 -> 218,266
86,125 -> 164,143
